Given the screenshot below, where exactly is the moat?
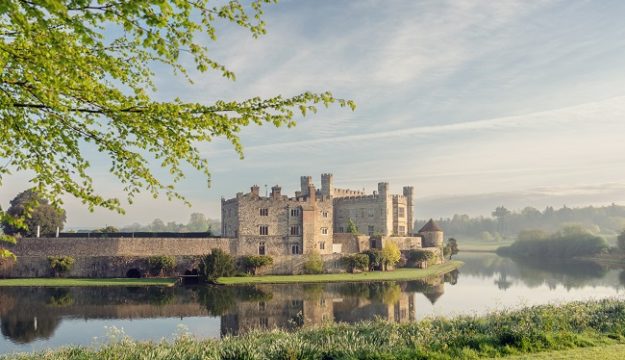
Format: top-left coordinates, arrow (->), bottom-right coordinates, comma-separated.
1,252 -> 624,355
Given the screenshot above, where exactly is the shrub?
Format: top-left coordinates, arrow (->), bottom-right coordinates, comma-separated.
199,249 -> 235,283
240,255 -> 273,275
341,254 -> 369,273
380,241 -> 401,271
303,252 -> 324,274
361,249 -> 383,271
48,256 -> 74,277
346,218 -> 359,235
497,226 -> 608,258
407,249 -> 434,265
147,255 -> 176,276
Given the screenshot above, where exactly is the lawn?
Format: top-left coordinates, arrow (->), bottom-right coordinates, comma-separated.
0,278 -> 176,287
499,344 -> 625,359
461,239 -> 514,252
217,260 -> 462,284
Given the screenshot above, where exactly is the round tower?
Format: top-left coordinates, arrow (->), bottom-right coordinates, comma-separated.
419,219 -> 444,248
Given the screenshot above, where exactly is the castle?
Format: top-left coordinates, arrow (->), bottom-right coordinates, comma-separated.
221,173 -> 443,257
1,174 -> 444,278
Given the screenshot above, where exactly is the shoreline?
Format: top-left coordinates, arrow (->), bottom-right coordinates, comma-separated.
0,278 -> 177,287
217,260 -> 463,285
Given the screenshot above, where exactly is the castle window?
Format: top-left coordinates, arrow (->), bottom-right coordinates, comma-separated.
360,208 -> 365,218
338,226 -> 344,233
322,211 -> 329,218
291,244 -> 300,255
260,208 -> 269,216
290,208 -> 300,217
321,227 -> 328,235
368,225 -> 374,235
370,239 -> 378,249
368,208 -> 374,217
398,225 -> 406,235
319,241 -> 325,250
259,241 -> 266,255
259,225 -> 269,236
398,207 -> 405,218
290,225 -> 300,236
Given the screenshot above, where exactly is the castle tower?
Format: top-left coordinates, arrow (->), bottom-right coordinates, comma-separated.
378,182 -> 388,197
419,219 -> 444,248
300,176 -> 312,196
403,186 -> 414,234
321,173 -> 334,197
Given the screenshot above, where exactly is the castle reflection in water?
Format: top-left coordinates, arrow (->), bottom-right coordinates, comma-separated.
0,272 -> 457,344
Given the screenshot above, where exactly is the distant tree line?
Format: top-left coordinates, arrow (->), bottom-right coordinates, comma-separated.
415,203 -> 625,240
85,213 -> 221,235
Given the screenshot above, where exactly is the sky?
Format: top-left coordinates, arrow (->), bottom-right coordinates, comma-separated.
4,0 -> 625,228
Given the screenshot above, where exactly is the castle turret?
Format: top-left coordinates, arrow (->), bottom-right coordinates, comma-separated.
300,176 -> 312,196
250,185 -> 260,198
321,173 -> 333,197
378,182 -> 388,197
403,186 -> 414,234
419,219 -> 444,248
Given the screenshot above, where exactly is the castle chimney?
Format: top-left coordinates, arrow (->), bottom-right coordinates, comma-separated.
250,185 -> 260,197
271,185 -> 282,200
308,184 -> 316,203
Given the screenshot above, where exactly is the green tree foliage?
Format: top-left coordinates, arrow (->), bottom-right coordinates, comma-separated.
147,255 -> 176,276
346,218 -> 359,235
341,254 -> 369,273
1,189 -> 66,237
498,226 -> 609,259
445,238 -> 459,260
240,255 -> 273,275
199,249 -> 235,282
380,241 -> 401,271
416,203 -> 625,240
303,252 -> 324,274
0,1 -> 354,257
407,249 -> 434,265
617,230 -> 625,252
361,249 -> 383,271
94,225 -> 119,233
47,256 -> 75,277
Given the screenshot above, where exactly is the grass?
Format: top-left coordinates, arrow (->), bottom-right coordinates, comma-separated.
461,239 -> 514,253
500,344 -> 625,359
5,298 -> 625,359
217,260 -> 463,285
0,277 -> 176,287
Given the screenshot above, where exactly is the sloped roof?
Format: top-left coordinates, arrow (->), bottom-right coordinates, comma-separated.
418,219 -> 442,233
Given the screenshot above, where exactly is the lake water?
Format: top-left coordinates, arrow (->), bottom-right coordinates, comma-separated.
1,252 -> 624,355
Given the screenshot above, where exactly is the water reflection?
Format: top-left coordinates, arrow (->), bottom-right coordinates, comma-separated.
1,253 -> 624,354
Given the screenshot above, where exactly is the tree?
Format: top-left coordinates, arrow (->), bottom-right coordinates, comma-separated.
94,226 -> 119,233
1,189 -> 66,237
492,206 -> 511,235
187,213 -> 209,232
346,218 -> 359,235
0,1 -> 354,257
361,249 -> 383,271
199,249 -> 235,283
446,238 -> 459,260
303,251 -> 324,274
341,254 -> 369,273
240,255 -> 273,275
48,256 -> 75,277
380,241 -> 401,271
618,230 -> 625,252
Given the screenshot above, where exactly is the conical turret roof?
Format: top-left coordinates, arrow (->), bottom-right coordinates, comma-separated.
418,219 -> 442,233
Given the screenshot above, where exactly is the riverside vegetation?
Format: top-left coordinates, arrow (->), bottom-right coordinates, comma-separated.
5,298 -> 625,359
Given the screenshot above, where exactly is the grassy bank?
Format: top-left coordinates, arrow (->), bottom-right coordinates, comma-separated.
6,298 -> 625,359
0,278 -> 176,287
217,261 -> 462,285
500,344 -> 625,359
